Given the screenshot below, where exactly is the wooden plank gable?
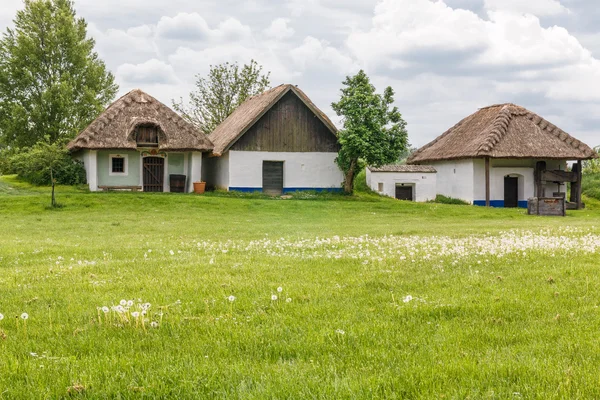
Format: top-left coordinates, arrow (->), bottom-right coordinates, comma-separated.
230,91 -> 340,153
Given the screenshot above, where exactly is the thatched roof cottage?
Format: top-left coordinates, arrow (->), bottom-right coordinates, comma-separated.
203,84 -> 343,195
68,89 -> 213,192
398,103 -> 597,208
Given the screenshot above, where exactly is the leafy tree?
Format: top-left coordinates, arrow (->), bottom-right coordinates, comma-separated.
0,0 -> 118,149
173,60 -> 270,133
583,146 -> 600,174
332,70 -> 408,194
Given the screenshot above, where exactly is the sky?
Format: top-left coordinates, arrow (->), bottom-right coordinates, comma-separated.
1,0 -> 599,148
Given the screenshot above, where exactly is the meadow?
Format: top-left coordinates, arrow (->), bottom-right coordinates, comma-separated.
1,175 -> 600,398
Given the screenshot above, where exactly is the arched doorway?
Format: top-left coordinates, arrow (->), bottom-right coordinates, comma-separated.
143,156 -> 164,192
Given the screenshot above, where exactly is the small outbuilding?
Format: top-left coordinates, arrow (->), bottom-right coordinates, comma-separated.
204,84 -> 343,195
68,89 -> 213,192
407,103 -> 597,209
366,165 -> 437,202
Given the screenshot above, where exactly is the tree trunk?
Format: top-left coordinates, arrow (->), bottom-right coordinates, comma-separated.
344,159 -> 357,194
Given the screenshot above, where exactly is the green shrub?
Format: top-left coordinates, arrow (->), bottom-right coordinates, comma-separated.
9,141 -> 86,185
582,173 -> 600,201
353,169 -> 372,193
0,147 -> 19,175
430,194 -> 470,205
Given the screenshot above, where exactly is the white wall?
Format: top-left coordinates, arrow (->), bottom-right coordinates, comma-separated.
187,152 -> 203,192
430,159 -> 474,202
228,151 -> 343,190
366,169 -> 437,202
79,150 -> 98,191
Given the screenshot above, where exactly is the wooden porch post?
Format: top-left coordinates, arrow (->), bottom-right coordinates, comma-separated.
576,160 -> 583,210
485,157 -> 490,207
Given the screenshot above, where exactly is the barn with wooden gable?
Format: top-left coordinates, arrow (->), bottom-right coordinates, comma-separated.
68,89 -> 213,193
204,84 -> 344,194
406,103 -> 597,209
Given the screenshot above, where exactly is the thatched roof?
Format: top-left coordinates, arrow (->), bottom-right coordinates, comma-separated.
368,165 -> 436,173
208,84 -> 338,156
68,89 -> 213,152
408,103 -> 597,163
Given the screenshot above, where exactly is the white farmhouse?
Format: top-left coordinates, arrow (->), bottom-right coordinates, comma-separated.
366,165 -> 437,202
405,103 -> 597,208
204,84 -> 344,195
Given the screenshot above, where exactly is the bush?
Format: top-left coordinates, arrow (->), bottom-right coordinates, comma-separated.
9,141 -> 86,185
0,147 -> 19,175
353,169 -> 372,193
430,195 -> 470,205
582,173 -> 600,201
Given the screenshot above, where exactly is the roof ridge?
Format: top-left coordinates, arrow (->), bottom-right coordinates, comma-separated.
526,112 -> 595,157
476,104 -> 514,155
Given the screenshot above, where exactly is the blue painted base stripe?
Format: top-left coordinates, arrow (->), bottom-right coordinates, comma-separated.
473,200 -> 527,208
228,187 -> 343,193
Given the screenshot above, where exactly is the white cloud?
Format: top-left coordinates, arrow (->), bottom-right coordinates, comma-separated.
117,59 -> 179,85
483,0 -> 569,16
263,18 -> 295,40
290,36 -> 357,73
156,13 -> 212,41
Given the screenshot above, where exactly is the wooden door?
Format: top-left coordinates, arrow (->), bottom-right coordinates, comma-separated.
395,185 -> 413,201
143,157 -> 164,192
263,161 -> 284,195
504,177 -> 518,207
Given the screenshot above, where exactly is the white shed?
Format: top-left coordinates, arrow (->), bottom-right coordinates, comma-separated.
366,165 -> 437,202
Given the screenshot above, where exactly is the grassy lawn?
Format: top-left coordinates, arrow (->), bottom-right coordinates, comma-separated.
1,175 -> 600,398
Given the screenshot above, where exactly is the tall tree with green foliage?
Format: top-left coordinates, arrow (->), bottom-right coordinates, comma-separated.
172,60 -> 270,134
0,0 -> 118,149
332,70 -> 408,194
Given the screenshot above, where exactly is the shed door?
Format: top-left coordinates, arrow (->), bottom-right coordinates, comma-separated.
504,177 -> 518,208
143,157 -> 164,192
395,185 -> 413,201
263,161 -> 283,195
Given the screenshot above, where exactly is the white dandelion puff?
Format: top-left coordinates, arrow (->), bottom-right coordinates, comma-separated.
169,250 -> 174,255
228,295 -> 236,302
131,311 -> 140,318
271,295 -> 278,301
277,287 -> 283,293
119,299 -> 127,306
101,306 -> 109,314
20,313 -> 29,320
286,298 -> 292,303
150,321 -> 159,328
403,295 -> 413,303
0,313 -> 4,320
335,329 -> 345,335
127,300 -> 134,307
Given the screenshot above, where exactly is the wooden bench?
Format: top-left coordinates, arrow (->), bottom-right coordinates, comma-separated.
98,186 -> 142,192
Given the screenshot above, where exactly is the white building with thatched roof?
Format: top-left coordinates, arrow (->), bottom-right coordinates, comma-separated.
68,89 -> 213,193
366,165 -> 437,202
405,103 -> 597,209
204,84 -> 343,194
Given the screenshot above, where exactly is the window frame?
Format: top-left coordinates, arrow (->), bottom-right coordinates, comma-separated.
109,154 -> 128,176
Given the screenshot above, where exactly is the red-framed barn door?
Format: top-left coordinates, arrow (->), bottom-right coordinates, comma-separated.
143,157 -> 164,192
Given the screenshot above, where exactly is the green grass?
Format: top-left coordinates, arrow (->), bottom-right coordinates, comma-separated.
2,175 -> 600,398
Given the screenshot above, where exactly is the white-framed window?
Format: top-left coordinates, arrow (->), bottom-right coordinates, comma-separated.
109,154 -> 128,176
378,182 -> 384,192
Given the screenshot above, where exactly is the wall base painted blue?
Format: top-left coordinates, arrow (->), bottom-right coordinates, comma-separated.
473,200 -> 527,208
229,187 -> 344,194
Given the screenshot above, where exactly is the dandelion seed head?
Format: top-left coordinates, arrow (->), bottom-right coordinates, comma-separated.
150,321 -> 159,328
131,311 -> 140,318
0,313 -> 4,321
403,295 -> 413,303
101,306 -> 109,314
277,287 -> 283,293
286,298 -> 292,303
119,299 -> 127,306
228,295 -> 236,302
271,295 -> 278,301
127,300 -> 134,307
20,313 -> 29,320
